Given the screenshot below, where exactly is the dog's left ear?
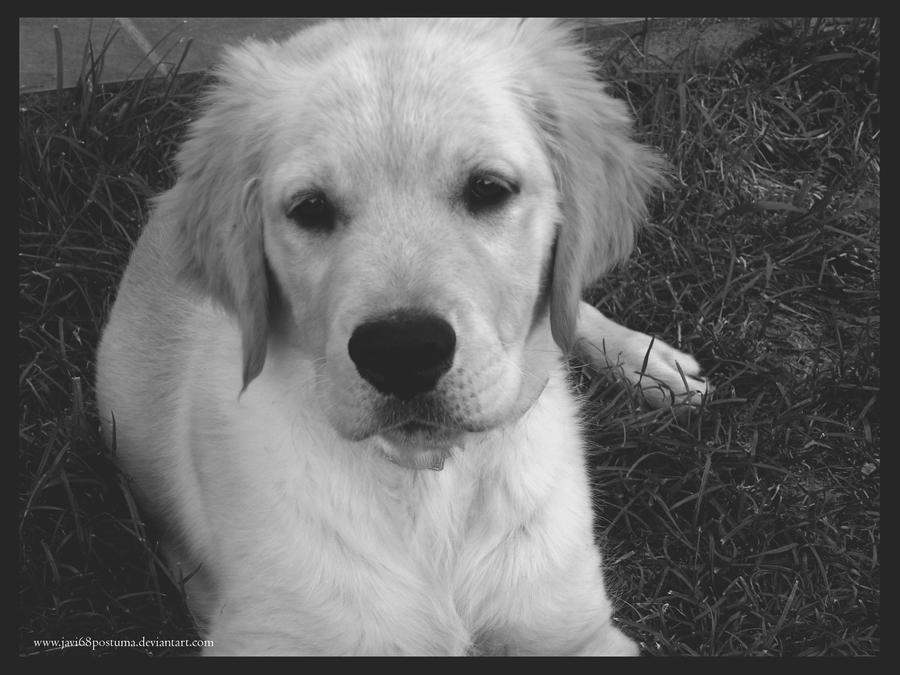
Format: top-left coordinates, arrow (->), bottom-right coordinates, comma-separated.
158,41 -> 277,391
515,20 -> 666,353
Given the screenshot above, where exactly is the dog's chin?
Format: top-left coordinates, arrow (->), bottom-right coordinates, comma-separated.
372,423 -> 467,471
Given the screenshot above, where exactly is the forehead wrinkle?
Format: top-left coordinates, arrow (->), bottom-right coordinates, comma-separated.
268,29 -> 535,195
368,38 -> 534,175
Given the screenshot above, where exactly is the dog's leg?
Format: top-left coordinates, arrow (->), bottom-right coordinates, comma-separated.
486,547 -> 639,656
573,301 -> 710,409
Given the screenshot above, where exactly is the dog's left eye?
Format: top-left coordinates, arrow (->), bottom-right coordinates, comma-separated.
287,192 -> 336,233
465,174 -> 517,212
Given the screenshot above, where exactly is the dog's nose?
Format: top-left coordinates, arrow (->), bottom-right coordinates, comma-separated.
348,311 -> 456,400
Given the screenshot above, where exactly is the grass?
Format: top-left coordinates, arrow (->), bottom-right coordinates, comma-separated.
18,18 -> 879,656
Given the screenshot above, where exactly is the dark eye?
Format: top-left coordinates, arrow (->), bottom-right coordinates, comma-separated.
465,174 -> 517,212
287,192 -> 335,232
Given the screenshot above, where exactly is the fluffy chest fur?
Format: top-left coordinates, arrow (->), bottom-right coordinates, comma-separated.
176,348 -> 593,654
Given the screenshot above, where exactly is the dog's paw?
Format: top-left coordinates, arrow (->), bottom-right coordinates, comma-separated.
576,332 -> 711,410
573,304 -> 711,411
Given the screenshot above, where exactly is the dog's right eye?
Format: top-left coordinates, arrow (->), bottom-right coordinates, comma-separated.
287,192 -> 336,233
465,173 -> 518,213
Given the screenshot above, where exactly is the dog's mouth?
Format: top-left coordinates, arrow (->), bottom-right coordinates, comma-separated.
374,419 -> 466,471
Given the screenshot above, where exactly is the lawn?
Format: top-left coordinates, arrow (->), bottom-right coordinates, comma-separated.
18,18 -> 879,656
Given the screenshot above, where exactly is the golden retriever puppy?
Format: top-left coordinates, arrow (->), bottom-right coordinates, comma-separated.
96,18 -> 705,655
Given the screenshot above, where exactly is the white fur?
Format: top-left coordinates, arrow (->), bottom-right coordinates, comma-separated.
96,18 -> 703,656
575,303 -> 709,409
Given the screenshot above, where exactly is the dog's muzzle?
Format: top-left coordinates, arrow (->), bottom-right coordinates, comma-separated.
348,310 -> 461,470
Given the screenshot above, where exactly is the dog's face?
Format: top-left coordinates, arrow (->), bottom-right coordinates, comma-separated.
165,19 -> 663,468
260,29 -> 562,467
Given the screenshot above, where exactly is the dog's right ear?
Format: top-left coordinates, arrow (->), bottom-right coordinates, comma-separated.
157,42 -> 278,390
511,19 -> 666,354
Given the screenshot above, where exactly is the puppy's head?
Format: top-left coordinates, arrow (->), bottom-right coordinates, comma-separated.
162,19 -> 663,465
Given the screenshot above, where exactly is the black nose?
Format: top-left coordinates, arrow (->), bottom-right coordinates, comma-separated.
348,311 -> 456,400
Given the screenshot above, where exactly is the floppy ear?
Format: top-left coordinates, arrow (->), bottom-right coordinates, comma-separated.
158,42 -> 276,390
515,20 -> 666,353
